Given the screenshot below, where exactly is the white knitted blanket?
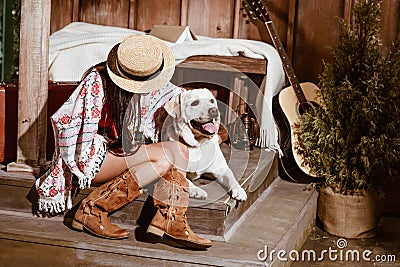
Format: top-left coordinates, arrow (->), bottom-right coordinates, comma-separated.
49,22 -> 285,152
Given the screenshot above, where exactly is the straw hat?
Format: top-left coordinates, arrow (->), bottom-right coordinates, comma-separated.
106,34 -> 175,93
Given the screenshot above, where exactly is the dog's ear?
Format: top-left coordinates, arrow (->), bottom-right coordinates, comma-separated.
164,91 -> 188,119
218,123 -> 231,146
164,94 -> 181,118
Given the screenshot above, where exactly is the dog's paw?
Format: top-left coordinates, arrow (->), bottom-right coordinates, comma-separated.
189,186 -> 208,200
230,186 -> 247,202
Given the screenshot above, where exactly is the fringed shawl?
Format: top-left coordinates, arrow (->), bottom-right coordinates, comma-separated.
35,69 -> 105,213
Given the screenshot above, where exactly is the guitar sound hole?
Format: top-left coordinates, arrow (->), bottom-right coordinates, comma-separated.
299,101 -> 319,115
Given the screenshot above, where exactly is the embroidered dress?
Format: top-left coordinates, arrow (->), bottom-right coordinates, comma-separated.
36,68 -> 183,213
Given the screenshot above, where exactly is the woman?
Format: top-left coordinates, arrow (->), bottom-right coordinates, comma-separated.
36,35 -> 212,250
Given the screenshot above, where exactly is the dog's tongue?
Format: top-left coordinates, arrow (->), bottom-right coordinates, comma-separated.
203,122 -> 218,133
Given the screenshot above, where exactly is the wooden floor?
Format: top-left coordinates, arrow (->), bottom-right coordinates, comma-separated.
0,177 -> 317,267
0,145 -> 318,266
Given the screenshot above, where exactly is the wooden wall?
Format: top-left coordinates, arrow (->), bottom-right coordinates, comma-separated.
50,0 -> 400,84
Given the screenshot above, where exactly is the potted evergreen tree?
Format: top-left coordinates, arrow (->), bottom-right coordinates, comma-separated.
295,0 -> 400,238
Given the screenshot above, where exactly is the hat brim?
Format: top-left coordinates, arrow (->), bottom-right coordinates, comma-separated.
106,35 -> 175,94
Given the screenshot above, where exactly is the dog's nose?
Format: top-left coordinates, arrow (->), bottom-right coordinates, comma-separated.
208,107 -> 219,118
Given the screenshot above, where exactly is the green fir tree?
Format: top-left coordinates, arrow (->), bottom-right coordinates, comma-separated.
295,0 -> 400,195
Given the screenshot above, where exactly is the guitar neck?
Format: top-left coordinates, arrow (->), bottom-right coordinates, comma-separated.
264,21 -> 307,105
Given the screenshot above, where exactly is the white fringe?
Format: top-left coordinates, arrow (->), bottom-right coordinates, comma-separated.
66,191 -> 72,210
77,173 -> 92,189
38,191 -> 73,213
256,128 -> 283,156
38,194 -> 66,214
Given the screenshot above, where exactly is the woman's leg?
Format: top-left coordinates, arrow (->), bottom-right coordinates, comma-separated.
72,141 -> 188,239
92,141 -> 188,187
81,140 -> 211,248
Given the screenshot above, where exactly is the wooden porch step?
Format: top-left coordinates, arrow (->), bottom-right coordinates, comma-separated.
0,177 -> 318,267
0,145 -> 278,241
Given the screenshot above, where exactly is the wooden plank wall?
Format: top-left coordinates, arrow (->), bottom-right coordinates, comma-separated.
50,0 -> 400,83
16,0 -> 51,168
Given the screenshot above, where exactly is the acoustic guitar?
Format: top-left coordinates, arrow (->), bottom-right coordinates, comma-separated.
243,0 -> 324,183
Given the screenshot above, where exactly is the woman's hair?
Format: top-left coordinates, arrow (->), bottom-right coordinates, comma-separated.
84,62 -> 141,155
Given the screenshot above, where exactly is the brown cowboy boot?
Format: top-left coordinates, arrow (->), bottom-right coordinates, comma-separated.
147,168 -> 212,250
72,168 -> 142,239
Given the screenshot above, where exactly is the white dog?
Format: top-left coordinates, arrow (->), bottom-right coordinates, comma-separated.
161,88 -> 247,201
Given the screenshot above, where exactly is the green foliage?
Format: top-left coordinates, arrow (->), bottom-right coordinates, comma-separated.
295,0 -> 400,195
11,0 -> 20,81
0,0 -> 20,82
